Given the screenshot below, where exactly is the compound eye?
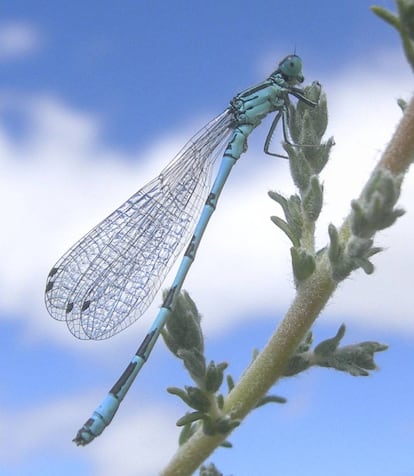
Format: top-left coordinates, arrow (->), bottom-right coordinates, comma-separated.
279,54 -> 303,80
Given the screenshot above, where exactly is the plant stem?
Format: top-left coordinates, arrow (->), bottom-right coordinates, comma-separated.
160,91 -> 414,476
161,259 -> 335,476
378,94 -> 414,175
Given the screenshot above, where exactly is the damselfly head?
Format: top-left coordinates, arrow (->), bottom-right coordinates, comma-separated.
278,55 -> 304,84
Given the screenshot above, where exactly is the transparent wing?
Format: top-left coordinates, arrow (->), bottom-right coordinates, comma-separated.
45,109 -> 234,339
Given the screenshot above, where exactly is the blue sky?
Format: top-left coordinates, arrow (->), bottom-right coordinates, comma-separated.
1,1 -> 414,475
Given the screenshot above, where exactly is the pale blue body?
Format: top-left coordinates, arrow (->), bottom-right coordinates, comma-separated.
45,55 -> 314,444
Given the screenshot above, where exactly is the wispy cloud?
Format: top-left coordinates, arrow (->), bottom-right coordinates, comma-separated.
0,394 -> 179,476
1,45 -> 413,476
1,50 -> 413,350
0,22 -> 42,61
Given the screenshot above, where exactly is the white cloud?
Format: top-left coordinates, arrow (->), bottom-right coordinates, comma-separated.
0,92 -> 185,348
0,22 -> 42,60
0,49 -> 413,356
1,46 -> 414,476
316,51 -> 414,333
0,394 -> 179,476
89,404 -> 179,476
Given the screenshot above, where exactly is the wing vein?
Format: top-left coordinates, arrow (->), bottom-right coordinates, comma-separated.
45,109 -> 234,339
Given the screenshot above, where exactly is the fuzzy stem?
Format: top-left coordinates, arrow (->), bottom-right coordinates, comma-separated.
301,217 -> 316,252
161,260 -> 335,476
377,94 -> 414,175
338,93 -> 414,243
160,82 -> 414,476
224,258 -> 335,414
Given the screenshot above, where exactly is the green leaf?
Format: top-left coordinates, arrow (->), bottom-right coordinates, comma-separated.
314,324 -> 346,356
271,216 -> 300,247
288,148 -> 312,191
226,374 -> 235,392
290,247 -> 316,282
302,175 -> 323,221
204,361 -> 227,393
255,395 -> 287,408
312,325 -> 388,376
371,6 -> 400,29
199,463 -> 224,476
185,386 -> 212,412
328,223 -> 342,263
176,412 -> 205,427
178,348 -> 207,381
162,290 -> 204,355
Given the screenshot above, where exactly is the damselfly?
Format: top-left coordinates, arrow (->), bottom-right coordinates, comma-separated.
45,54 -> 317,444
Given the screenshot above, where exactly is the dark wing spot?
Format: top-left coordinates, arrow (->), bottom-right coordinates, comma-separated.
66,302 -> 74,313
81,300 -> 91,312
48,267 -> 59,278
45,281 -> 54,292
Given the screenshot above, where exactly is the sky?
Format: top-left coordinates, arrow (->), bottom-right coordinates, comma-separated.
1,1 -> 414,475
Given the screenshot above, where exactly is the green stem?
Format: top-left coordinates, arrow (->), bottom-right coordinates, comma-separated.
161,261 -> 336,476
160,84 -> 414,476
224,259 -> 335,414
377,94 -> 414,175
301,217 -> 316,252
